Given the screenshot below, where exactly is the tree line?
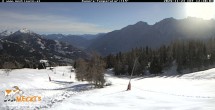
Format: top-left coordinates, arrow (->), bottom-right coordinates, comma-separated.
104,38 -> 215,76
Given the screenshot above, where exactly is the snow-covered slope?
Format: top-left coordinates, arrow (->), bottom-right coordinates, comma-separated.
50,69 -> 215,110
1,67 -> 215,110
0,66 -> 90,110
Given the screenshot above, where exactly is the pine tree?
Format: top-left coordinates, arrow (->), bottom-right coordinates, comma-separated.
149,56 -> 162,75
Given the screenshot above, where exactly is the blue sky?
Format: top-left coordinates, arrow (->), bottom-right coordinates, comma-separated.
0,3 -> 214,35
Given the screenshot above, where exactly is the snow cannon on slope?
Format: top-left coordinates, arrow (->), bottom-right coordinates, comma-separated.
126,57 -> 138,91
127,81 -> 131,91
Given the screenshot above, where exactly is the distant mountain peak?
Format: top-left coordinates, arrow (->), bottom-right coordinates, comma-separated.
12,28 -> 37,36
164,17 -> 175,20
18,28 -> 32,34
122,21 -> 150,31
135,21 -> 149,26
159,17 -> 176,23
153,17 -> 177,27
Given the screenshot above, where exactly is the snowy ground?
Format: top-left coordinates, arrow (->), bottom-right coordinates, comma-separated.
0,66 -> 215,110
0,66 -> 91,110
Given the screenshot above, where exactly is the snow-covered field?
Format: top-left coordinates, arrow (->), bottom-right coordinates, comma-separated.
0,66 -> 215,110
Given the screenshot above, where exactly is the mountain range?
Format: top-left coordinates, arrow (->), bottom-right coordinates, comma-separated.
1,17 -> 215,66
0,29 -> 88,68
42,17 -> 215,56
88,17 -> 215,56
43,33 -> 105,50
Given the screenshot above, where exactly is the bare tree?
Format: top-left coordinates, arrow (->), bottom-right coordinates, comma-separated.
75,53 -> 106,88
75,58 -> 88,81
87,52 -> 106,88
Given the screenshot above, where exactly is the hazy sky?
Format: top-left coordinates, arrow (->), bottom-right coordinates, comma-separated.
0,3 -> 214,34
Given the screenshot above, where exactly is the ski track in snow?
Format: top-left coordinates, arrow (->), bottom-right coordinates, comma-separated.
0,66 -> 215,110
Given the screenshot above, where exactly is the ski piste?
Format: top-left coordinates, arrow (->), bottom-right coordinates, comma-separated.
1,66 -> 215,110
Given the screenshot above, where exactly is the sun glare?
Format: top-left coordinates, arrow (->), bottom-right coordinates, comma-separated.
185,3 -> 215,20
